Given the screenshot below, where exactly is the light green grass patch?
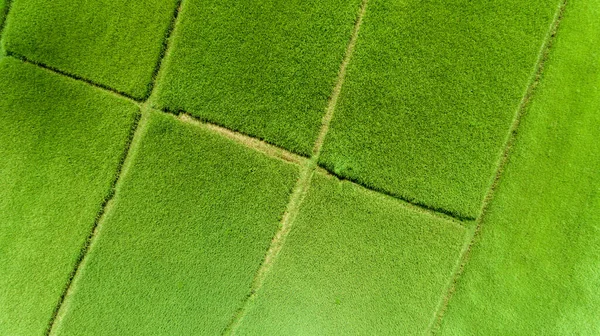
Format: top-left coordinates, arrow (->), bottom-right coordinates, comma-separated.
319,0 -> 560,219
0,57 -> 139,335
153,0 -> 362,156
438,0 -> 600,334
2,0 -> 179,99
236,173 -> 467,334
54,110 -> 299,335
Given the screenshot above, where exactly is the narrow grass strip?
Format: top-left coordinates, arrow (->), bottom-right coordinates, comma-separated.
320,167 -> 477,222
427,0 -> 568,332
178,109 -> 463,227
46,3 -> 185,334
179,114 -> 307,166
236,172 -> 468,334
146,0 -> 183,102
45,107 -> 144,336
51,110 -> 300,334
0,0 -> 12,55
223,0 -> 369,334
0,57 -> 140,335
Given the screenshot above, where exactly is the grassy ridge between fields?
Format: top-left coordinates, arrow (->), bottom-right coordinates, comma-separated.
53,111 -> 299,335
153,0 -> 362,156
0,57 -> 139,335
319,0 -> 560,219
438,0 -> 600,334
236,173 -> 467,334
2,0 -> 179,99
0,0 -> 7,32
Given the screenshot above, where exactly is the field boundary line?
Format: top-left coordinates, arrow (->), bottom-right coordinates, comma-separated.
6,16 -> 474,225
222,0 -> 369,334
179,113 -> 308,165
0,0 -> 13,56
7,46 -> 467,224
426,1 -> 568,333
146,0 -> 184,101
7,52 -> 142,105
168,109 -> 466,226
177,109 -> 467,227
172,106 -> 469,225
321,167 -> 476,222
45,108 -> 143,335
45,2 -> 186,334
333,169 -> 468,231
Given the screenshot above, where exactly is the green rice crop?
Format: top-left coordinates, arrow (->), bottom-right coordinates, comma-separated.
153,0 -> 362,156
319,0 -> 560,219
0,0 -> 7,32
0,0 -> 598,334
438,0 -> 600,333
236,173 -> 467,334
53,110 -> 298,335
0,57 -> 139,335
2,0 -> 179,99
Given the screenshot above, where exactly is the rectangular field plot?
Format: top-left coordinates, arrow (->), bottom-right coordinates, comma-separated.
0,57 -> 139,335
439,1 -> 600,333
53,111 -> 299,335
319,0 -> 560,219
153,0 -> 362,156
236,173 -> 467,334
2,0 -> 179,99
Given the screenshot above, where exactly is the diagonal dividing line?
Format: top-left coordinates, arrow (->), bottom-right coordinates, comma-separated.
2,0 -> 564,333
222,0 -> 369,334
8,51 -> 143,105
44,107 -> 143,335
426,1 -> 568,333
0,0 -> 12,54
45,1 -> 185,334
179,113 -> 308,166
2,3 -> 470,226
8,48 -> 462,225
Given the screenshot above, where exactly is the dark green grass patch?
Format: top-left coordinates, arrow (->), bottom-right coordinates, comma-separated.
153,0 -> 362,156
236,173 -> 467,334
0,57 -> 139,335
54,111 -> 299,335
319,0 -> 560,219
0,0 -> 7,32
0,0 -> 8,55
2,0 -> 179,99
438,1 -> 600,333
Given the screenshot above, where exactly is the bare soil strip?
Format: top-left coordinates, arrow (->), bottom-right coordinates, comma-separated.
179,113 -> 308,166
223,0 -> 369,334
146,0 -> 184,102
180,110 -> 461,226
427,1 -> 568,333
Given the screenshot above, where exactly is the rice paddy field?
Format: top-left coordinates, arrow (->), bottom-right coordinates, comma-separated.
0,0 -> 598,335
